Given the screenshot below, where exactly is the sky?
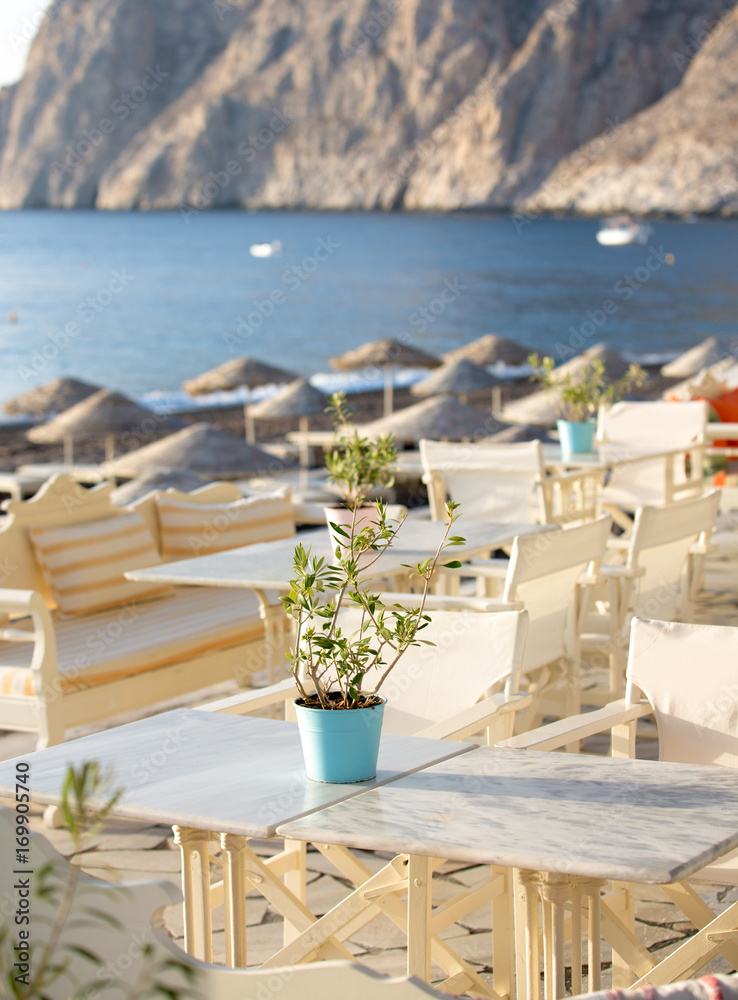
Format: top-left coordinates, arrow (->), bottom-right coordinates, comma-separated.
0,0 -> 55,88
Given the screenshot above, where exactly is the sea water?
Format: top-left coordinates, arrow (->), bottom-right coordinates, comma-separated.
0,210 -> 736,413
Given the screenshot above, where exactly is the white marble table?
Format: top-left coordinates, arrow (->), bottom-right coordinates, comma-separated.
126,517 -> 544,592
126,518 -> 547,679
276,747 -> 738,1000
0,709 -> 473,968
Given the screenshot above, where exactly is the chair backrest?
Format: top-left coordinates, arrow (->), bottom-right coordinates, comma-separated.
597,400 -> 708,450
504,515 -> 612,671
627,490 -> 720,620
419,438 -> 546,523
597,400 -> 708,504
626,618 -> 738,768
331,607 -> 528,735
133,480 -> 243,550
0,808 -> 453,1000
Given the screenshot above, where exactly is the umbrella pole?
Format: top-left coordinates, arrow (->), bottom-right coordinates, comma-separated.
63,436 -> 74,466
492,386 -> 502,418
245,403 -> 256,445
299,415 -> 309,491
383,367 -> 394,417
104,434 -> 116,482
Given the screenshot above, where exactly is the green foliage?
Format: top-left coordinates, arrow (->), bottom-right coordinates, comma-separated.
0,764 -> 195,1000
323,391 -> 397,505
528,353 -> 647,422
281,501 -> 464,709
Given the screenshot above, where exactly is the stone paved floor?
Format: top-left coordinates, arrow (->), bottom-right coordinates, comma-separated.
2,576 -> 738,993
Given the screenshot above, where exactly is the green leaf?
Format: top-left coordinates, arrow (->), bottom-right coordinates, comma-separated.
443,560 -> 463,568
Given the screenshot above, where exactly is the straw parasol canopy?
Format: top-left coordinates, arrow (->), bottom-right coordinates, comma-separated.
183,357 -> 297,396
551,343 -> 631,382
249,378 -> 329,476
109,423 -> 278,480
4,376 -> 102,416
411,358 -> 502,412
183,357 -> 298,444
330,338 -> 441,416
661,337 -> 721,379
444,334 -> 531,367
501,389 -> 559,428
359,395 -> 507,445
26,389 -> 182,464
110,468 -> 208,506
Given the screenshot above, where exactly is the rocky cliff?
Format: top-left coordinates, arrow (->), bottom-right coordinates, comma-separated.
0,0 -> 736,214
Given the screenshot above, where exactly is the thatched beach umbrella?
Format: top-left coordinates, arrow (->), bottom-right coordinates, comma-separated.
411,358 -> 503,413
444,334 -> 531,367
110,423 -> 277,480
111,468 -> 208,506
661,337 -> 721,379
359,395 -> 506,445
5,376 -> 101,416
183,357 -> 297,443
501,388 -> 558,428
27,389 -> 181,464
330,338 -> 441,416
552,343 -> 631,382
248,378 -> 328,475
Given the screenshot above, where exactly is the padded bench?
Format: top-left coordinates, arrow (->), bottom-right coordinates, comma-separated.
0,474 -> 294,748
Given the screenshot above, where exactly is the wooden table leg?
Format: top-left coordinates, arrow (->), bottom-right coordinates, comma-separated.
539,873 -> 571,1000
407,855 -> 432,982
516,869 -> 541,1000
173,826 -> 212,962
220,833 -> 249,967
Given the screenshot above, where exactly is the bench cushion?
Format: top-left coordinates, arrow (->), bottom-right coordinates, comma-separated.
0,587 -> 268,696
29,511 -> 171,615
156,495 -> 295,560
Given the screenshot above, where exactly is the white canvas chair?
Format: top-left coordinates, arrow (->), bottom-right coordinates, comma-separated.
437,515 -> 613,725
580,490 -> 720,704
419,438 -> 602,527
596,401 -> 708,529
501,616 -> 738,989
200,600 -> 530,745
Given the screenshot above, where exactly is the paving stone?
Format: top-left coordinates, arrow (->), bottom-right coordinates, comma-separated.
303,874 -> 354,916
635,921 -> 687,949
444,930 -> 494,968
163,897 -> 269,938
447,865 -> 489,888
352,948 -> 409,976
305,847 -> 392,878
347,914 -> 410,951
456,903 -> 493,932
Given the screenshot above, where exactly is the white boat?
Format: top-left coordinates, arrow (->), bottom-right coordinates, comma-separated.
596,216 -> 653,246
249,240 -> 283,258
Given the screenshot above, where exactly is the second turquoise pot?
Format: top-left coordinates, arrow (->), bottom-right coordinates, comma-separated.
557,419 -> 596,455
294,697 -> 386,783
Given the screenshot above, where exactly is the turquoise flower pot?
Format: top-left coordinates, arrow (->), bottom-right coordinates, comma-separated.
294,697 -> 386,783
557,419 -> 596,455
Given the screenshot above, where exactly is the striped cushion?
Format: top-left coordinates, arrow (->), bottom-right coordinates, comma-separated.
0,586 -> 269,697
29,512 -> 171,615
156,494 -> 295,560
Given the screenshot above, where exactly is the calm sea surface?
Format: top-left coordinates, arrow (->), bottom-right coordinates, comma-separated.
0,210 -> 736,412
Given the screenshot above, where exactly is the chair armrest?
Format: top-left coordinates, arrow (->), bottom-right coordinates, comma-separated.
376,592 -> 522,612
578,572 -> 606,586
0,588 -> 49,616
599,564 -> 646,579
417,692 -> 533,741
496,698 -> 652,751
196,678 -> 299,715
605,537 -> 630,551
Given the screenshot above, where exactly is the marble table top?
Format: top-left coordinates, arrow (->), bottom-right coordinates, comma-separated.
126,517 -> 547,591
0,710 -> 473,839
277,747 -> 738,884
